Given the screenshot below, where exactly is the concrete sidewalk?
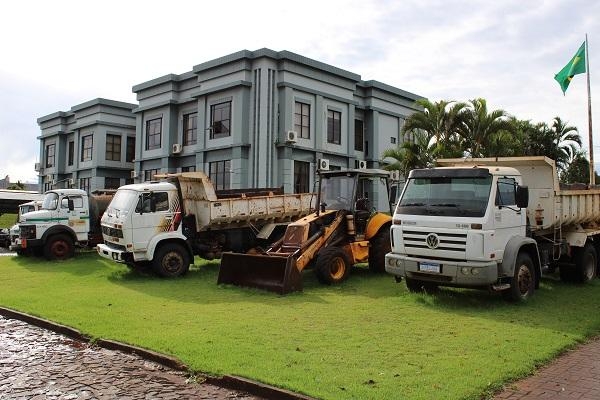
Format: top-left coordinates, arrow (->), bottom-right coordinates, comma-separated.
493,336 -> 600,399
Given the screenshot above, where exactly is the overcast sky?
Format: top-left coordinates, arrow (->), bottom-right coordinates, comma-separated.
1,0 -> 598,183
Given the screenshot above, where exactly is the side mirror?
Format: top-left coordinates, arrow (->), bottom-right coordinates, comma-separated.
67,198 -> 74,211
516,185 -> 529,209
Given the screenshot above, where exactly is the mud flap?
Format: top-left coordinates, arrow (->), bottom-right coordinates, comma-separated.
218,252 -> 303,294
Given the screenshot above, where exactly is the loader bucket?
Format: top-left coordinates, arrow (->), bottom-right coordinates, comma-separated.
218,252 -> 303,294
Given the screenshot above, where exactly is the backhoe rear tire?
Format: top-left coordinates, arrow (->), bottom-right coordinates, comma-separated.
368,228 -> 391,273
315,247 -> 351,285
153,243 -> 190,278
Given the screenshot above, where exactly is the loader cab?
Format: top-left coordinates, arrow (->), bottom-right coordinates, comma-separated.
318,169 -> 393,236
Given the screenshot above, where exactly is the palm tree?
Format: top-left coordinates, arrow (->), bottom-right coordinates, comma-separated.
550,116 -> 582,168
402,99 -> 468,159
459,98 -> 513,157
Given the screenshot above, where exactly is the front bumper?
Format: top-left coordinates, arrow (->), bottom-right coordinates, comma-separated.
385,253 -> 498,287
97,243 -> 130,263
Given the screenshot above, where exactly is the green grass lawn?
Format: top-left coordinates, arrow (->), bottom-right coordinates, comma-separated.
1,253 -> 600,400
0,213 -> 17,229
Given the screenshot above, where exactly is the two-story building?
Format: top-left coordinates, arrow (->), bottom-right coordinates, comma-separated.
37,98 -> 137,192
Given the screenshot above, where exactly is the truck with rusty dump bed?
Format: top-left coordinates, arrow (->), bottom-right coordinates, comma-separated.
97,172 -> 314,277
385,156 -> 600,301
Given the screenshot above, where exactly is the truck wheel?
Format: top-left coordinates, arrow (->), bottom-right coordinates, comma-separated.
574,243 -> 597,283
405,277 -> 438,294
503,252 -> 535,302
368,228 -> 391,273
153,244 -> 190,278
44,234 -> 74,261
314,247 -> 351,285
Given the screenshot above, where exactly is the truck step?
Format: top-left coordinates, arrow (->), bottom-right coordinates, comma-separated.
491,283 -> 510,291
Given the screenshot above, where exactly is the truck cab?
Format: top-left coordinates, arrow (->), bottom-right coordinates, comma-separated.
9,200 -> 42,252
19,189 -> 93,259
385,164 -> 538,301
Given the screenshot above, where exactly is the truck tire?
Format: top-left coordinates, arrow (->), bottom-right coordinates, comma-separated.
314,247 -> 351,285
405,277 -> 439,294
43,234 -> 75,261
152,243 -> 190,278
574,243 -> 597,283
503,252 -> 535,302
368,228 -> 391,273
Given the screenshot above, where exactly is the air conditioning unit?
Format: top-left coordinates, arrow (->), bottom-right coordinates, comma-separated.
318,158 -> 330,171
286,130 -> 298,143
68,178 -> 74,187
130,170 -> 138,179
389,170 -> 401,181
355,160 -> 367,169
34,162 -> 40,171
172,143 -> 182,154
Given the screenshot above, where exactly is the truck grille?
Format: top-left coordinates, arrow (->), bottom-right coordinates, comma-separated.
402,229 -> 467,260
102,225 -> 123,238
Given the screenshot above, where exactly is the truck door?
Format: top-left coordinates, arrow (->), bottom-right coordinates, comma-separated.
61,195 -> 88,241
492,177 -> 526,260
130,191 -> 174,251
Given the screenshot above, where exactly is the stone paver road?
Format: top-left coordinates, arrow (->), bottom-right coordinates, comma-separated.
0,315 -> 263,400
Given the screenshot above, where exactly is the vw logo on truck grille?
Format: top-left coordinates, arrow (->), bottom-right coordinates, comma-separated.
426,233 -> 440,249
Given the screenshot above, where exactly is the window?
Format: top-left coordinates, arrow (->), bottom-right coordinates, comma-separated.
79,177 -> 90,193
144,169 -> 160,182
136,192 -> 170,213
182,166 -> 196,172
183,112 -> 198,145
354,119 -> 364,151
81,135 -> 93,162
61,196 -> 83,209
105,177 -> 120,189
68,141 -> 74,166
106,134 -> 121,161
210,102 -> 231,139
294,102 -> 310,139
45,144 -> 55,168
126,137 -> 135,162
209,160 -> 231,190
146,118 -> 162,150
294,161 -> 310,194
391,137 -> 397,144
327,110 -> 341,144
44,182 -> 52,192
496,177 -> 517,206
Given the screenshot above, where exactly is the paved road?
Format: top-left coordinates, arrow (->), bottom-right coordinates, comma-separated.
0,315 -> 262,400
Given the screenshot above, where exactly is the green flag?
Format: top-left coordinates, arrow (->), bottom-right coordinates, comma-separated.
555,41 -> 586,94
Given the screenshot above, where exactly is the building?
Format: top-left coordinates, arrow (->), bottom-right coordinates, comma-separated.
37,49 -> 423,208
131,48 -> 422,208
37,98 -> 137,193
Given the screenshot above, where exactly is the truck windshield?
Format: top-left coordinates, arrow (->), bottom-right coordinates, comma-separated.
320,175 -> 355,210
397,176 -> 492,217
107,189 -> 139,216
42,193 -> 59,210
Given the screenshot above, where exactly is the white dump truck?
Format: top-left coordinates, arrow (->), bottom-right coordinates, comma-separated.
17,189 -> 114,259
385,156 -> 600,301
97,172 -> 314,277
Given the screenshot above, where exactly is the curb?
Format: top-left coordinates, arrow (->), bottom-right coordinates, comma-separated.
0,307 -> 316,400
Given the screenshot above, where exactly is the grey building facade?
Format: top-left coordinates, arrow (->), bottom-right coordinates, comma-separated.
37,98 -> 137,193
131,49 -> 423,207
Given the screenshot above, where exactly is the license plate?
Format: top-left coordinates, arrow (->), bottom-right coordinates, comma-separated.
419,262 -> 441,273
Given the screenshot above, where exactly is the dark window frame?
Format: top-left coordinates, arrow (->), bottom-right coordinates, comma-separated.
145,118 -> 162,150
327,110 -> 341,144
126,137 -> 135,163
68,141 -> 74,166
294,101 -> 310,139
183,112 -> 198,145
45,144 -> 55,168
354,119 -> 364,151
144,169 -> 160,182
294,161 -> 310,194
209,160 -> 231,190
105,177 -> 120,189
79,177 -> 91,193
210,102 -> 231,139
81,135 -> 93,162
105,134 -> 122,161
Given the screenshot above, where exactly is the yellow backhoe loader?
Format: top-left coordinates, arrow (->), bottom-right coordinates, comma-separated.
218,169 -> 397,293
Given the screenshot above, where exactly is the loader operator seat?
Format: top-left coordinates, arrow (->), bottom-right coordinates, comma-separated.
355,197 -> 371,235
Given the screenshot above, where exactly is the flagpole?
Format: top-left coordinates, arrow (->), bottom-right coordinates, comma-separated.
586,34 -> 595,185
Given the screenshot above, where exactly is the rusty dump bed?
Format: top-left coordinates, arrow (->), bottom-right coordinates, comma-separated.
218,252 -> 303,294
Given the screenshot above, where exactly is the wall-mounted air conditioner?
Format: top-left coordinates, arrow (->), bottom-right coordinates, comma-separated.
286,130 -> 298,143
130,170 -> 138,179
318,158 -> 330,171
172,143 -> 182,154
34,162 -> 40,171
68,178 -> 74,187
355,160 -> 367,169
389,170 -> 400,181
